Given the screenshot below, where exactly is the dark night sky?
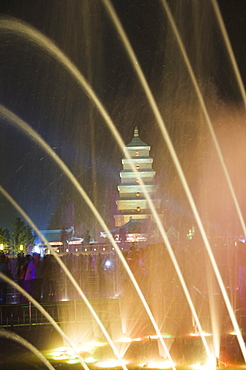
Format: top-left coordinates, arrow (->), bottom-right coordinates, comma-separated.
0,0 -> 245,239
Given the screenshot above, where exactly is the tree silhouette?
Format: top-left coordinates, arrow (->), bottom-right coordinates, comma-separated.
0,228 -> 8,249
9,218 -> 35,254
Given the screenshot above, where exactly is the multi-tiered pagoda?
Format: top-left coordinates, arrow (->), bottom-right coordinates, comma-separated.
114,128 -> 161,239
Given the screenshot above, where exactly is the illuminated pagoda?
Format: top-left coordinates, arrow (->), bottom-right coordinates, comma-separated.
112,127 -> 161,242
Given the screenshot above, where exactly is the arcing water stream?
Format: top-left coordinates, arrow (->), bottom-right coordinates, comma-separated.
0,277 -> 87,370
0,328 -> 56,370
0,15 -> 212,359
0,15 -> 208,363
102,0 -> 246,361
210,0 -> 246,107
0,185 -> 129,370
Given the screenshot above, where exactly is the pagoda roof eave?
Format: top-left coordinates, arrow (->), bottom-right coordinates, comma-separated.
101,218 -> 158,236
125,145 -> 150,150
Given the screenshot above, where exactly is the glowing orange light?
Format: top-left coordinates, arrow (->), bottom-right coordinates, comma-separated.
118,336 -> 132,343
190,357 -> 216,370
132,337 -> 142,342
188,332 -> 211,337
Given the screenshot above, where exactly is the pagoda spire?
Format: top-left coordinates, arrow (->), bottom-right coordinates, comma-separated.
134,127 -> 139,137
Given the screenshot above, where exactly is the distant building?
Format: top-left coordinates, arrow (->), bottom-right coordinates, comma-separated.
35,227 -> 84,254
40,128 -> 163,250
114,127 -> 161,226
106,127 -> 162,243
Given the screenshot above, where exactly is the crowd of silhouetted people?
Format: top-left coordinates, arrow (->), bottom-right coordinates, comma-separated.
3,241 -> 230,304
0,243 -> 177,304
16,253 -> 59,303
0,241 -> 244,307
0,253 -> 11,304
15,251 -> 128,303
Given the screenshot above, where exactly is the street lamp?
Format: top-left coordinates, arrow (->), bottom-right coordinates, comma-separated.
19,244 -> 24,251
0,244 -> 3,251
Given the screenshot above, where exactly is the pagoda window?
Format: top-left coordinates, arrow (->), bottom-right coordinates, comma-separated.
136,192 -> 140,197
135,152 -> 139,157
136,206 -> 141,212
136,164 -> 140,170
136,178 -> 140,183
